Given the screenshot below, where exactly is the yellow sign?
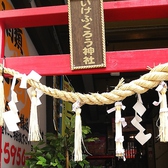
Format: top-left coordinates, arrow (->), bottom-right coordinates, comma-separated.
1,0 -> 30,122
0,1 -> 34,167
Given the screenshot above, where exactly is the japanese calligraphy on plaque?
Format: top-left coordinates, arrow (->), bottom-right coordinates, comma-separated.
68,0 -> 106,70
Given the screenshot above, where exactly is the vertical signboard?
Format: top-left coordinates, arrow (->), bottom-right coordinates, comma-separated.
61,77 -> 74,135
0,0 -> 46,167
68,0 -> 106,70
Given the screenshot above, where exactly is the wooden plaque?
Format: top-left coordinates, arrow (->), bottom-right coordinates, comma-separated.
68,0 -> 106,70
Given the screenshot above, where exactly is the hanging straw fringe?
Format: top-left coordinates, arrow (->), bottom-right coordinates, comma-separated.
72,100 -> 83,161
107,102 -> 126,160
0,74 -> 5,126
115,102 -> 126,160
28,89 -> 41,141
153,82 -> 168,142
74,107 -> 82,161
158,83 -> 168,142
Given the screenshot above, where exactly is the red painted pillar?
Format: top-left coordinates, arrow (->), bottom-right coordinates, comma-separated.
0,22 -> 5,168
0,22 -> 5,60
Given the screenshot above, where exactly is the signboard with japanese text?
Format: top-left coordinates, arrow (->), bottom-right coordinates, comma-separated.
0,0 -> 46,167
61,77 -> 74,135
68,0 -> 106,70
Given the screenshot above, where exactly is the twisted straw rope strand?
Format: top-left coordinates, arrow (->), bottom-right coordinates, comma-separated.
2,62 -> 168,105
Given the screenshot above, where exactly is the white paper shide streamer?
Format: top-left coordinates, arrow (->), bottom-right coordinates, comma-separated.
0,74 -> 5,126
3,75 -> 20,132
107,102 -> 127,160
132,94 -> 151,145
73,100 -> 82,161
153,81 -> 168,142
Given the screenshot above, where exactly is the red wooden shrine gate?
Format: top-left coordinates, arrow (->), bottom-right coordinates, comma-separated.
0,0 -> 168,165
0,0 -> 168,76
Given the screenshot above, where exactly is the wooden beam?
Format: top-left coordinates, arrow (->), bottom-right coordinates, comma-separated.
2,48 -> 168,76
104,0 -> 168,22
0,1 -> 167,76
0,0 -> 168,28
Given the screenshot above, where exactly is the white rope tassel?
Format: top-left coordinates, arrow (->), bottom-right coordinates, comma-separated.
74,107 -> 82,161
28,89 -> 41,141
0,75 -> 5,126
159,84 -> 168,142
115,102 -> 125,160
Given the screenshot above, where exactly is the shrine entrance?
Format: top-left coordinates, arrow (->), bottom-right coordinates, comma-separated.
0,1 -> 168,168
